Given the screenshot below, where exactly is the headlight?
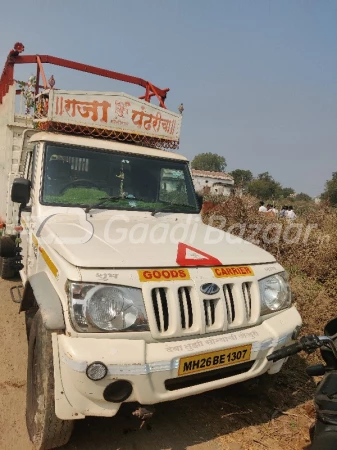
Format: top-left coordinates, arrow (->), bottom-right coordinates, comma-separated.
259,272 -> 292,315
67,282 -> 149,333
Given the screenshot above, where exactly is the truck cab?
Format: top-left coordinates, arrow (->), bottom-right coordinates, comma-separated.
0,43 -> 302,450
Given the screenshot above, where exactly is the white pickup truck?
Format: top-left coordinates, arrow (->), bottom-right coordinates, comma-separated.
0,43 -> 302,450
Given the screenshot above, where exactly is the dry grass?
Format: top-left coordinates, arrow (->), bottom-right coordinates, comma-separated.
202,195 -> 336,334
201,195 -> 337,449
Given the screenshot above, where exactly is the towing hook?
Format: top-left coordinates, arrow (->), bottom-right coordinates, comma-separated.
132,405 -> 155,421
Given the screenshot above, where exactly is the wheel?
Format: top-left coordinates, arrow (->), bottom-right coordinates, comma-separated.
26,311 -> 74,449
310,432 -> 337,450
0,236 -> 16,257
0,256 -> 15,279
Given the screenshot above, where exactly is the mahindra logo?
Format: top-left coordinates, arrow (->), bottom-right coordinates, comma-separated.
200,283 -> 220,295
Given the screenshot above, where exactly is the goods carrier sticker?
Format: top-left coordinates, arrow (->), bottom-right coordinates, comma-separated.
138,268 -> 190,282
212,266 -> 254,278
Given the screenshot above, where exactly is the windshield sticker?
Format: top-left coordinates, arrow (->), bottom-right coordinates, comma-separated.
176,242 -> 222,266
138,268 -> 190,282
212,266 -> 254,278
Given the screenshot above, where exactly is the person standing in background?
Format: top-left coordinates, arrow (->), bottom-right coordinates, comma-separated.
279,206 -> 288,218
266,204 -> 276,216
286,205 -> 296,220
272,204 -> 278,215
259,201 -> 267,212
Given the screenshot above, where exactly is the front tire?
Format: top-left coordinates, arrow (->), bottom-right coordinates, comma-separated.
26,311 -> 74,449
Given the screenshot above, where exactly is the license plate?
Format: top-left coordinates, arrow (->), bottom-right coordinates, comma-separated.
178,344 -> 252,376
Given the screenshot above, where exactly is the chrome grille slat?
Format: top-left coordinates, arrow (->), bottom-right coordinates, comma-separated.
204,299 -> 216,327
223,284 -> 235,324
151,288 -> 169,332
178,287 -> 193,329
242,282 -> 252,321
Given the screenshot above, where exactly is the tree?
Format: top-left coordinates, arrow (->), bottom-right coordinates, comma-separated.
257,172 -> 273,181
247,172 -> 283,199
229,169 -> 253,187
281,187 -> 295,198
295,192 -> 312,202
322,172 -> 337,206
191,153 -> 226,172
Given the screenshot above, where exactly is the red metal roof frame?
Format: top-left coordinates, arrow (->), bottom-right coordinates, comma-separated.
0,42 -> 169,107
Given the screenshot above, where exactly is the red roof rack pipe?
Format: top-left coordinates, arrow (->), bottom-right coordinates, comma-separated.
0,43 -> 170,107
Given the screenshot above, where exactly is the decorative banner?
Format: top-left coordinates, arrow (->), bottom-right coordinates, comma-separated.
46,90 -> 182,142
176,243 -> 222,266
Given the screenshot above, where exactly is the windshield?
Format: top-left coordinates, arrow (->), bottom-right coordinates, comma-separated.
41,143 -> 199,213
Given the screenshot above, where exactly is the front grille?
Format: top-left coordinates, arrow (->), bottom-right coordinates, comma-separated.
165,360 -> 255,391
148,279 -> 259,339
151,286 -> 194,334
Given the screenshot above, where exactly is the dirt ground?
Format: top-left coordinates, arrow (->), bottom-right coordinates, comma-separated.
0,278 -> 316,450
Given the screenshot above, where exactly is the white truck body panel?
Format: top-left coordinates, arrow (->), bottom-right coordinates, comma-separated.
53,306 -> 301,419
0,85 -> 35,228
38,211 -> 275,268
29,131 -> 187,161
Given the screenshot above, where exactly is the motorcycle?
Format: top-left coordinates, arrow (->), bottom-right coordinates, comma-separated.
267,318 -> 337,450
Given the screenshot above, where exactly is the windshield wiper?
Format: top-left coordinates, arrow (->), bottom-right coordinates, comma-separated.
85,196 -> 144,213
151,203 -> 198,216
85,196 -> 121,213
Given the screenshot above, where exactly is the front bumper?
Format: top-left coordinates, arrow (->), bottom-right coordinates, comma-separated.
52,306 -> 302,420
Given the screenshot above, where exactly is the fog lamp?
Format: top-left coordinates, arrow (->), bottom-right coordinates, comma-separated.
86,362 -> 108,381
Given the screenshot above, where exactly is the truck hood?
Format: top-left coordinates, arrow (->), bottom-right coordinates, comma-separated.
38,211 -> 275,268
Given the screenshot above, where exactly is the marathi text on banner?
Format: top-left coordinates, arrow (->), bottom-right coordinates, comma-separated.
131,107 -> 176,136
50,92 -> 181,141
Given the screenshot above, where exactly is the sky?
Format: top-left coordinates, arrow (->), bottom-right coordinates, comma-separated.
1,0 -> 337,197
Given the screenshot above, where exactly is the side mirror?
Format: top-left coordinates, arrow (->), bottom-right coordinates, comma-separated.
320,318 -> 337,369
324,318 -> 337,337
196,193 -> 203,211
11,178 -> 31,205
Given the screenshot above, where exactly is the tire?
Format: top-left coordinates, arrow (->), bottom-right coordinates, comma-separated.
0,236 -> 16,257
310,433 -> 337,450
0,256 -> 15,279
26,311 -> 74,449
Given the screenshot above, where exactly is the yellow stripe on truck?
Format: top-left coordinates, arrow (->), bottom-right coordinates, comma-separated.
138,268 -> 190,282
39,247 -> 59,278
32,234 -> 38,248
